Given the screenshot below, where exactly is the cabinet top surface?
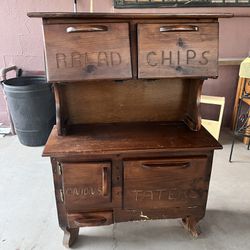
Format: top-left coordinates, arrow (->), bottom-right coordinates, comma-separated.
43,122 -> 222,157
28,12 -> 233,19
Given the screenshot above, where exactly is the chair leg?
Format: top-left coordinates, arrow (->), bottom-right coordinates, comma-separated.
230,98 -> 245,163
229,136 -> 236,162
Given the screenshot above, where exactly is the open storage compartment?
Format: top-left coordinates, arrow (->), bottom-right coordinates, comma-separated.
54,78 -> 203,135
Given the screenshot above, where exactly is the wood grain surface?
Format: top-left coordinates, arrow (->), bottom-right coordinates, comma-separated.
138,23 -> 218,78
43,122 -> 222,157
62,162 -> 112,211
44,23 -> 132,81
58,79 -> 189,126
123,156 -> 209,209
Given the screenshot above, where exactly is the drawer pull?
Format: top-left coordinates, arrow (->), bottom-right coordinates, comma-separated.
160,25 -> 199,33
102,167 -> 108,196
57,162 -> 62,175
74,216 -> 107,227
66,25 -> 108,33
59,189 -> 64,203
142,162 -> 190,169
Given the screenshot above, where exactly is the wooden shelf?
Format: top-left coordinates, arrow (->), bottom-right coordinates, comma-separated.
43,122 -> 222,157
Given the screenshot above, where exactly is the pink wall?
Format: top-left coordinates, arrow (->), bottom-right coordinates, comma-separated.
1,1 -> 250,126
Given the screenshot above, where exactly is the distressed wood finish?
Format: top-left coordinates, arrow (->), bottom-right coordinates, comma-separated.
44,23 -> 132,82
44,122 -> 220,246
43,123 -> 221,157
57,79 -> 190,126
46,127 -> 218,247
28,12 -> 229,248
63,227 -> 79,248
62,162 -> 112,211
50,78 -> 203,133
114,207 -> 205,228
40,14 -> 216,133
36,13 -> 226,83
123,156 -> 209,209
184,79 -> 203,131
138,23 -> 218,78
53,84 -> 65,135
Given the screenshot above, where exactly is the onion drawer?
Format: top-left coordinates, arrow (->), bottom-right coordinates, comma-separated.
123,156 -> 210,209
138,23 -> 218,78
60,162 -> 112,212
43,23 -> 132,82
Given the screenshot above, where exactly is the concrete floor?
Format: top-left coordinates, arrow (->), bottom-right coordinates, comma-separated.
0,130 -> 250,250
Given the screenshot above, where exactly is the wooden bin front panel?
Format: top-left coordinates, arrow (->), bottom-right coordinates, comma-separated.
43,23 -> 132,82
138,22 -> 218,78
62,162 -> 112,212
60,79 -> 190,125
123,156 -> 209,210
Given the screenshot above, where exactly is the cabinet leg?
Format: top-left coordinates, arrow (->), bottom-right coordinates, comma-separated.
182,216 -> 201,238
63,227 -> 79,248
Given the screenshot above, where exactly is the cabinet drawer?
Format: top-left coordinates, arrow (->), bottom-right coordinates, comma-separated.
138,23 -> 218,78
67,211 -> 113,228
61,162 -> 111,211
123,157 -> 209,209
43,23 -> 132,82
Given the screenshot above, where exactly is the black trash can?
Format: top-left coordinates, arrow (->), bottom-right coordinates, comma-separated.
3,76 -> 56,146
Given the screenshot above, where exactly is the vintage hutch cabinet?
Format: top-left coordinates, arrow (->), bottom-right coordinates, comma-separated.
28,12 -> 232,247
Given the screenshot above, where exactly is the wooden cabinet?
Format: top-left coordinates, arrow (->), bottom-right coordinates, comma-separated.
28,12 -> 231,248
44,121 -> 222,247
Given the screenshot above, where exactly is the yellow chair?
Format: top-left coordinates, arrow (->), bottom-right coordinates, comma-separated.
229,58 -> 250,162
201,95 -> 225,140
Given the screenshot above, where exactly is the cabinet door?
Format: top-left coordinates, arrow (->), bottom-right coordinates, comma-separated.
44,23 -> 132,82
62,162 -> 111,211
138,23 -> 218,78
123,157 -> 209,209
